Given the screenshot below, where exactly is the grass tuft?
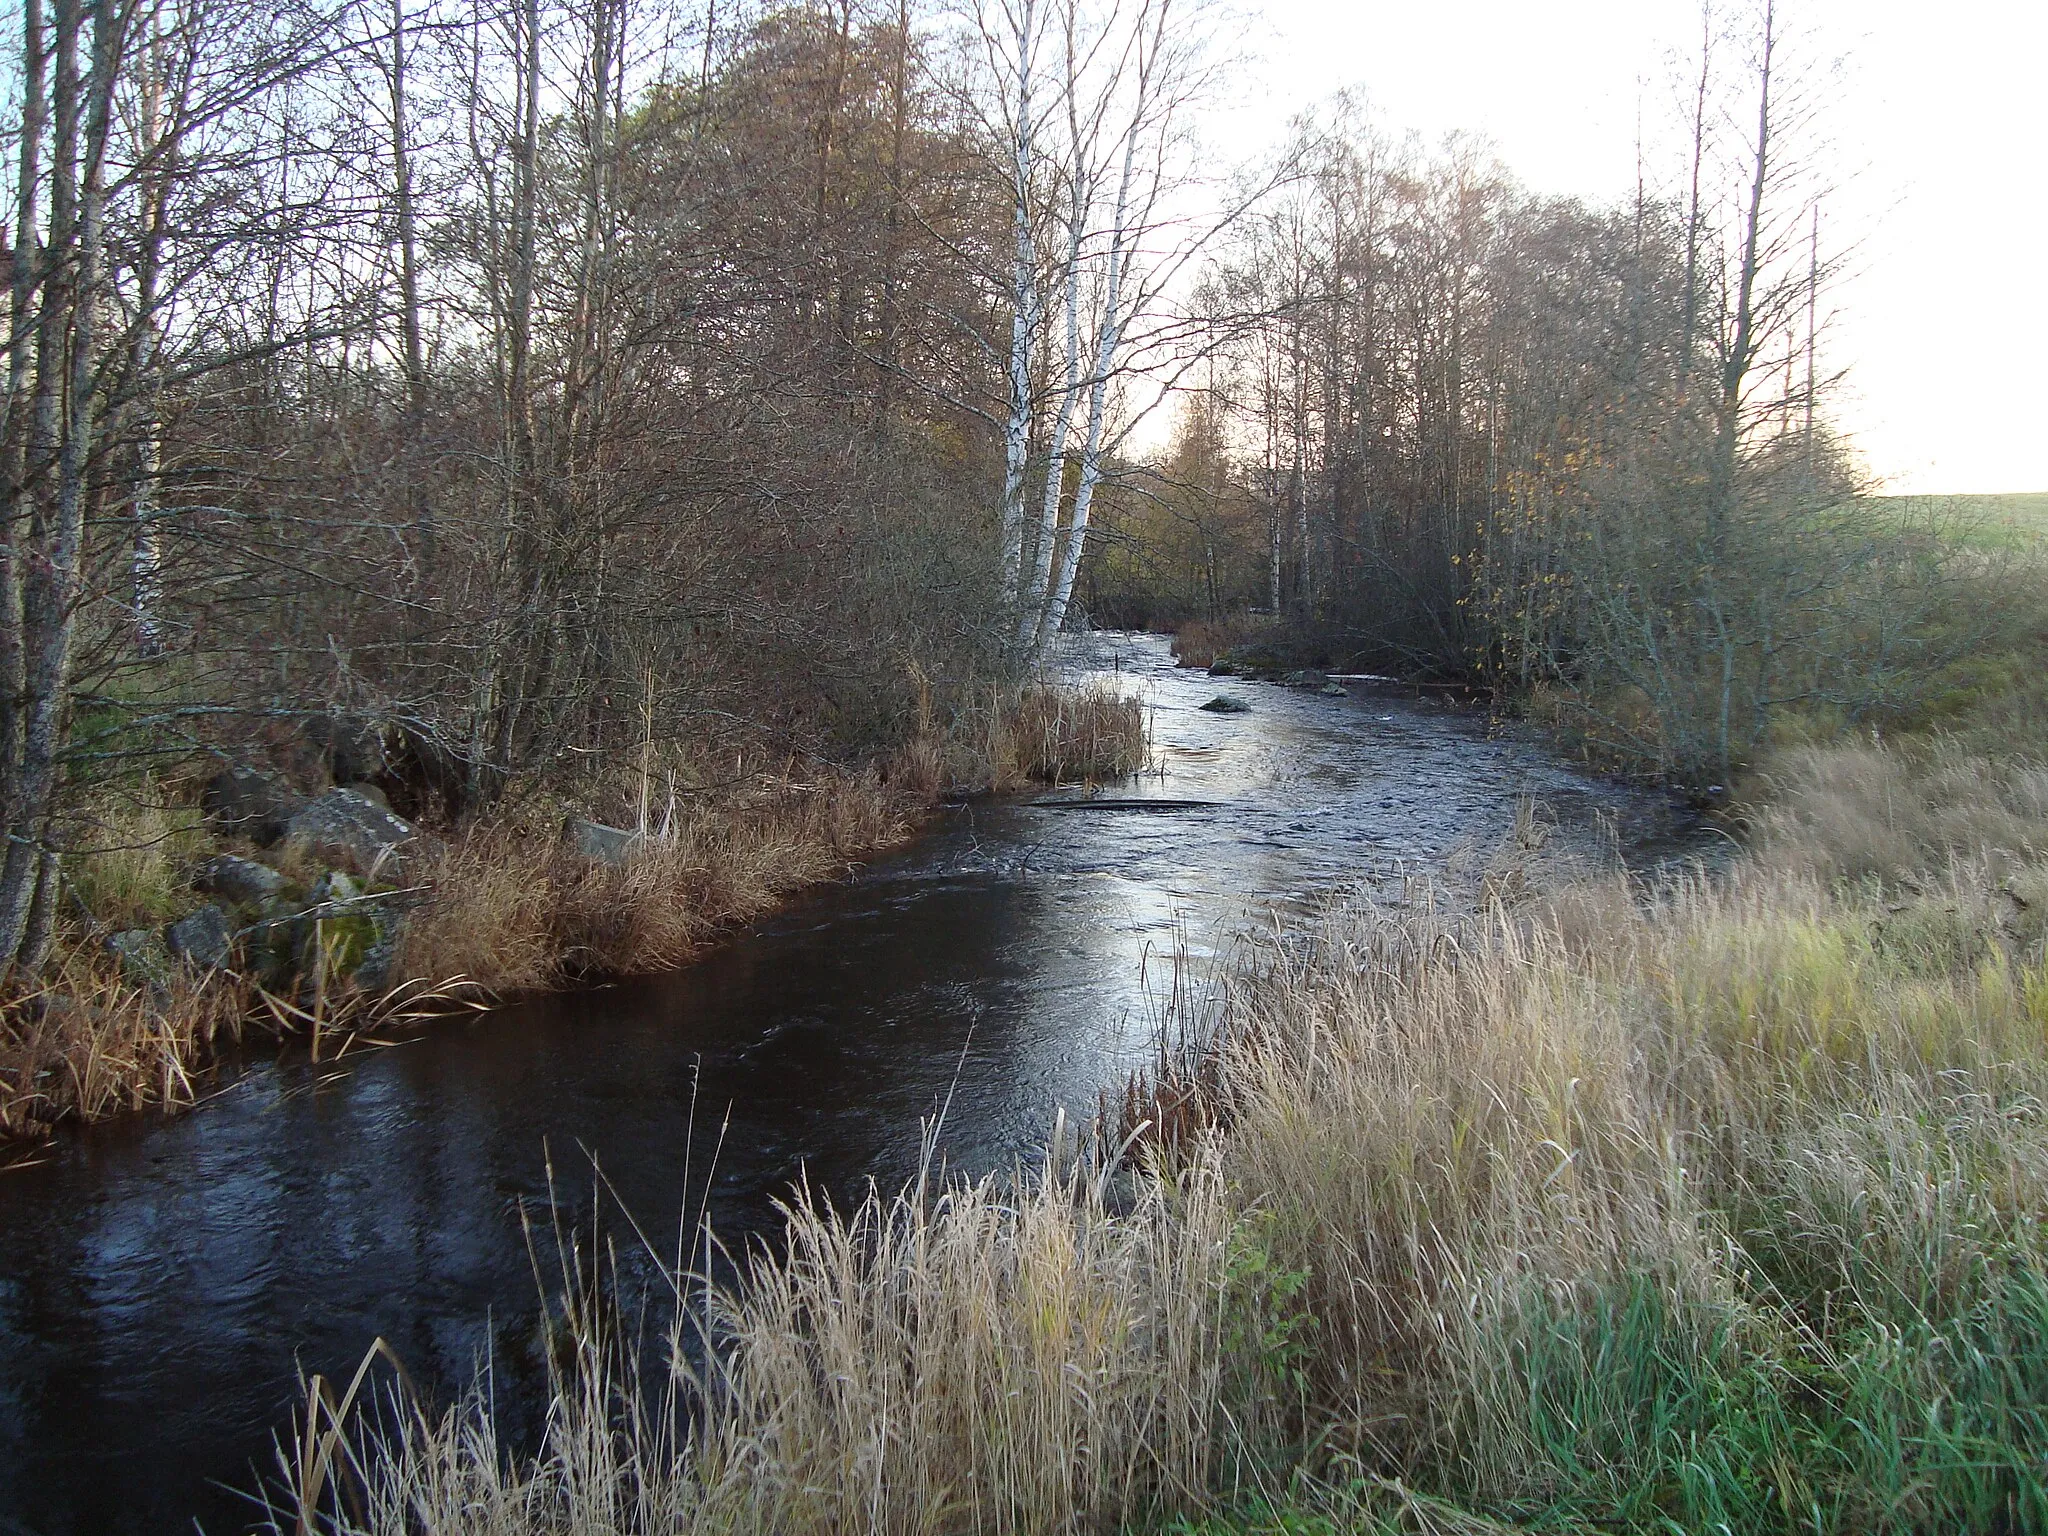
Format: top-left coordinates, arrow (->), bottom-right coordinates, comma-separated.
995,682 -> 1149,785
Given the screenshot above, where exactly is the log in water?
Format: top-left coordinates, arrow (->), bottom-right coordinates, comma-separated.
1027,797 -> 1225,811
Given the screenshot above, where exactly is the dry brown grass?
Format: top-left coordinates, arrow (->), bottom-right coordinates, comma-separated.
1750,738 -> 2048,882
1169,615 -> 1271,670
0,781 -> 248,1138
276,1148 -> 1264,1536
395,764 -> 919,996
0,938 -> 490,1139
990,682 -> 1148,786
875,677 -> 1150,793
0,950 -> 255,1138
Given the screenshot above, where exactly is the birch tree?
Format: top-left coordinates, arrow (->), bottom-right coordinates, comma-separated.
969,0 -> 1238,661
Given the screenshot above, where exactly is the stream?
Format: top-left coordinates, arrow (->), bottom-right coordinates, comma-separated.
0,632 -> 1705,1534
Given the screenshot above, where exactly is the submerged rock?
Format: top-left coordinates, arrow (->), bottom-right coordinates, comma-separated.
282,789 -> 416,876
192,853 -> 288,907
1199,694 -> 1251,714
1319,681 -> 1349,697
165,905 -> 235,971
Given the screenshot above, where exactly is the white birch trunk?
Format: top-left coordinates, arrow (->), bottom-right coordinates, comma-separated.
130,403 -> 162,652
129,21 -> 167,655
1019,165 -> 1085,646
996,0 -> 1038,610
1034,3 -> 1162,654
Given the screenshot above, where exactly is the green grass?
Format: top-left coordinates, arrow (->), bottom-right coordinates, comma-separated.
1871,491 -> 2048,550
1161,1265 -> 2048,1535
63,780 -> 210,929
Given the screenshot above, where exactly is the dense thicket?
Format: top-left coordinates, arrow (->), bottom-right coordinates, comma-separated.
0,0 -> 1042,978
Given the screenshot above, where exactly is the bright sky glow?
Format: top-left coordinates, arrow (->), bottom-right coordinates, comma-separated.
1206,0 -> 2046,495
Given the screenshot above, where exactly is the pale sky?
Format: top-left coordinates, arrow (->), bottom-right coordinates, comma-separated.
1206,0 -> 2046,495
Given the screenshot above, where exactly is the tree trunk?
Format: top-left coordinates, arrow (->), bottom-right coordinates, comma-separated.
390,0 -> 430,551
0,0 -> 120,975
0,0 -> 45,840
127,13 -> 170,655
997,0 -> 1038,611
1714,0 -> 1774,537
1035,0 -> 1167,654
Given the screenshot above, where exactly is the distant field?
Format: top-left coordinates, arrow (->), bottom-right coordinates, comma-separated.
1870,491 -> 2048,548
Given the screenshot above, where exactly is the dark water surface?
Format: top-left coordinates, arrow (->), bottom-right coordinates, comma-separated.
0,634 -> 1701,1533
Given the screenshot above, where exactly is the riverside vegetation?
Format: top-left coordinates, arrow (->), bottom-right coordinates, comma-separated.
0,681 -> 1146,1138
268,565 -> 2048,1536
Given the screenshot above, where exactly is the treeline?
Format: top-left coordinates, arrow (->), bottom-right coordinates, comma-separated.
1085,16 -> 1985,782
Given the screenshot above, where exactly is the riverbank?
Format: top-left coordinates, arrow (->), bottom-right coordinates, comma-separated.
0,683 -> 1147,1142
5,632 -> 1674,1534
285,656 -> 2048,1532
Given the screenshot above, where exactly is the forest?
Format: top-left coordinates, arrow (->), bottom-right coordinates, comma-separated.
4,0 -> 2047,1531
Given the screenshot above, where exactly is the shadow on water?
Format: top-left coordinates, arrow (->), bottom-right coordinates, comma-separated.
0,633 -> 1708,1533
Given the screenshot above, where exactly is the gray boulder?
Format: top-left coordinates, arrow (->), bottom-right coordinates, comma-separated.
201,765 -> 301,846
292,873 -> 405,993
308,869 -> 363,905
1199,694 -> 1251,714
1319,681 -> 1349,697
165,905 -> 235,971
282,789 -> 417,877
304,714 -> 391,786
564,816 -> 642,865
353,925 -> 402,992
106,929 -> 174,1000
242,900 -> 304,989
193,853 -> 288,907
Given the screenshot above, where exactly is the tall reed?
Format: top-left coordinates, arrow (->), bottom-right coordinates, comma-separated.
994,683 -> 1148,785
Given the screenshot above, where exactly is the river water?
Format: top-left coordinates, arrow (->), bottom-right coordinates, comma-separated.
0,633 -> 1702,1534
